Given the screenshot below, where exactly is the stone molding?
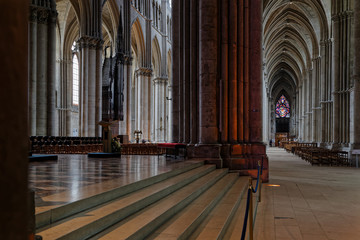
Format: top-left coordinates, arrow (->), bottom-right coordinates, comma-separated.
124,55 -> 133,65
135,67 -> 153,77
37,8 -> 50,24
77,36 -> 104,50
29,5 -> 58,24
332,10 -> 353,21
153,77 -> 168,84
29,6 -> 38,23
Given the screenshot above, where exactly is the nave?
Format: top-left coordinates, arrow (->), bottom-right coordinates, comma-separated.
256,147 -> 360,240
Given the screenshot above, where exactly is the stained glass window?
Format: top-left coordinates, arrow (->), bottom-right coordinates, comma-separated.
276,95 -> 290,118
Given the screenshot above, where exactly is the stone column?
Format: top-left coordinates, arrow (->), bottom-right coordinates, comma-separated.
183,0 -> 191,144
353,0 -> 360,148
153,77 -> 167,142
228,0 -> 238,143
332,4 -> 353,147
29,6 -> 37,136
95,45 -> 102,137
36,8 -> 49,135
172,0 -> 180,142
65,58 -> 73,136
198,0 -> 218,144
220,0 -> 229,143
190,0 -> 198,144
249,0 -> 263,143
47,10 -> 57,136
320,41 -> 327,143
78,36 -> 102,137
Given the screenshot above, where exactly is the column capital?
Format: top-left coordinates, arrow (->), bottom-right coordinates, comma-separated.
29,6 -> 38,23
135,67 -> 153,77
37,7 -> 50,24
124,55 -> 133,65
332,10 -> 353,21
153,77 -> 168,84
77,36 -> 104,50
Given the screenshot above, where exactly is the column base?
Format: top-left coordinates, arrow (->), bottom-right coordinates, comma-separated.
187,144 -> 223,168
186,143 -> 269,182
221,143 -> 269,182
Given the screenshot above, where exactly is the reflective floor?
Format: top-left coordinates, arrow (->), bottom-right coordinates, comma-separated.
29,154 -> 196,214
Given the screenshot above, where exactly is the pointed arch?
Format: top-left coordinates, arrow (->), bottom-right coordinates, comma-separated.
131,18 -> 146,67
151,36 -> 161,76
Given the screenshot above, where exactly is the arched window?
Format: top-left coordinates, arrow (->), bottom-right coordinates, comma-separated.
275,95 -> 290,118
72,54 -> 79,105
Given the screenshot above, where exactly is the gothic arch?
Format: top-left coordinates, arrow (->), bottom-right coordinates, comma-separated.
131,18 -> 145,67
151,36 -> 161,77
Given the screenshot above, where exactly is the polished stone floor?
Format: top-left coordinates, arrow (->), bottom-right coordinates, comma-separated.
29,154 -> 196,214
255,147 -> 360,240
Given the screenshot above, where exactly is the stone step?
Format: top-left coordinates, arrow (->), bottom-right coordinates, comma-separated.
147,173 -> 240,240
36,164 -> 215,240
222,184 -> 258,240
36,160 -> 204,228
91,168 -> 229,240
188,177 -> 248,240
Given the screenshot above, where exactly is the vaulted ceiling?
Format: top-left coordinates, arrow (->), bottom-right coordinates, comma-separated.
263,0 -> 331,103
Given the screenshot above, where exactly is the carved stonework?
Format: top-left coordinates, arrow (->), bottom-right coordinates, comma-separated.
37,8 -> 50,24
153,77 -> 168,84
77,36 -> 104,50
29,6 -> 38,23
124,55 -> 133,65
136,67 -> 153,77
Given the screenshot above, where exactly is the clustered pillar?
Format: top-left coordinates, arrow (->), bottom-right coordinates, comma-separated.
172,0 -> 268,181
352,0 -> 360,149
331,3 -> 353,148
77,37 -> 103,137
29,0 -> 57,136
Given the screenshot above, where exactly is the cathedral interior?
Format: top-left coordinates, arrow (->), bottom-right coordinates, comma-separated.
1,0 -> 360,239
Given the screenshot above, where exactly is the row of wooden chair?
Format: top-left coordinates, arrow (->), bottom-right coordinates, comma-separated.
282,141 -> 350,166
30,136 -> 103,154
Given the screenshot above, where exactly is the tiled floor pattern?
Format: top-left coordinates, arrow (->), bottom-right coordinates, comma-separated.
255,147 -> 360,240
29,154 -> 196,214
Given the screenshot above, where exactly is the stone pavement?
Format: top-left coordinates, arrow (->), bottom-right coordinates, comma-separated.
255,147 -> 360,240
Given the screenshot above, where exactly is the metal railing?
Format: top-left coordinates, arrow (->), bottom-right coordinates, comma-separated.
241,157 -> 264,240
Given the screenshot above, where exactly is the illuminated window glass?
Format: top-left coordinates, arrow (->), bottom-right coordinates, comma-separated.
275,95 -> 290,118
72,54 -> 79,105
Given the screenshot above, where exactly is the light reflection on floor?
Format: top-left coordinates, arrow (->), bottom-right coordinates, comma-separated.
29,154 -> 194,212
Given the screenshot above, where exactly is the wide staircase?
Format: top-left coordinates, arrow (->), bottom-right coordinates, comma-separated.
36,161 -> 260,239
